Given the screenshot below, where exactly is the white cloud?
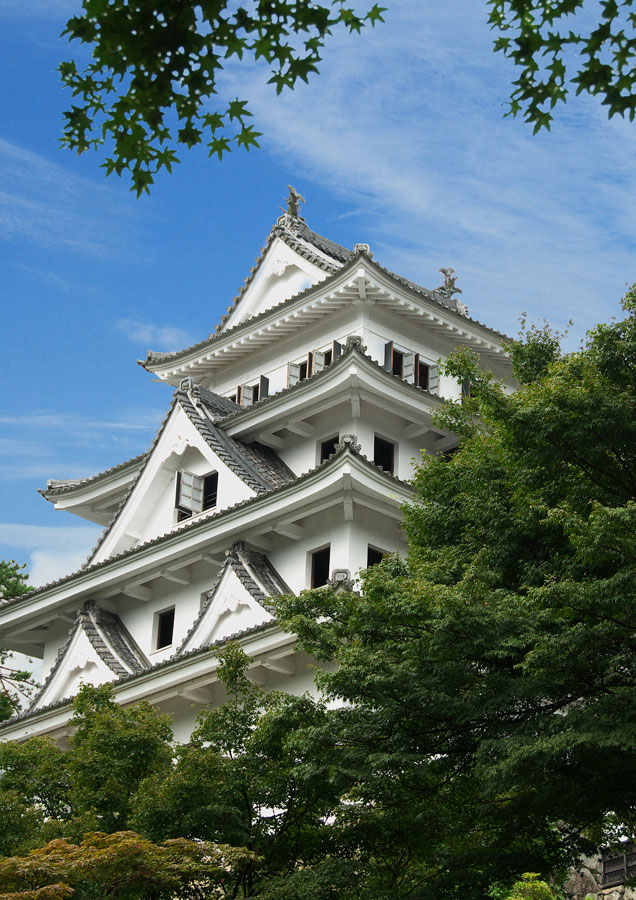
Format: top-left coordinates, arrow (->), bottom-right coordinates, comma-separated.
0,523 -> 101,587
117,318 -> 195,350
0,138 -> 141,256
215,0 -> 636,342
0,408 -> 163,481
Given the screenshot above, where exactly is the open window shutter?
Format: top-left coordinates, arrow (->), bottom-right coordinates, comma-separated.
307,351 -> 313,375
413,353 -> 421,386
313,351 -> 326,374
402,352 -> 415,383
428,365 -> 439,394
333,340 -> 342,361
178,471 -> 204,513
288,362 -> 301,386
259,375 -> 269,400
235,385 -> 242,405
384,341 -> 394,371
242,384 -> 255,406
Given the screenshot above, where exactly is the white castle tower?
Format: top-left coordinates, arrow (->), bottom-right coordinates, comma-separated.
0,193 -> 511,743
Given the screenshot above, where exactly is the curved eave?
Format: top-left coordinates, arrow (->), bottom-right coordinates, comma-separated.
0,620 -> 291,742
39,455 -> 148,526
221,343 -> 448,444
0,446 -> 411,638
140,254 -> 511,385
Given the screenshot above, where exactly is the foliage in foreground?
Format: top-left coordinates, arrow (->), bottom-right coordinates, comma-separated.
59,0 -> 385,195
276,285 -> 636,896
0,561 -> 35,721
0,830 -> 250,900
59,0 -> 636,193
488,0 -> 636,132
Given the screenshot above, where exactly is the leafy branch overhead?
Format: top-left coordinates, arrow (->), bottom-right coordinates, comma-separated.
0,561 -> 36,722
488,0 -> 636,131
59,1 -> 385,195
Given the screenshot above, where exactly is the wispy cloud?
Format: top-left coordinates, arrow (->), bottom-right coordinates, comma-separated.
216,0 -> 636,342
0,408 -> 163,481
0,138 -> 142,256
116,318 -> 195,350
0,523 -> 101,587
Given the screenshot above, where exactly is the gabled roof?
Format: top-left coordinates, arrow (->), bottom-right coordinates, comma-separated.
179,540 -> 290,653
40,453 -> 148,499
30,600 -> 149,710
82,383 -> 295,566
3,441 -> 409,610
180,384 -> 294,493
142,215 -> 351,371
140,243 -> 509,382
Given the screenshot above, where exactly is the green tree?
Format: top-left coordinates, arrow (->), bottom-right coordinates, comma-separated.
0,830 -> 252,900
0,684 -> 174,855
132,642 -> 346,898
59,0 -> 385,196
276,285 -> 636,896
488,0 -> 636,132
0,561 -> 35,722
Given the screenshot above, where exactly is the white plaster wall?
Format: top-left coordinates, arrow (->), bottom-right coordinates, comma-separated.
269,503 -> 402,595
211,307 -> 365,398
116,562 -> 220,662
222,238 -> 329,331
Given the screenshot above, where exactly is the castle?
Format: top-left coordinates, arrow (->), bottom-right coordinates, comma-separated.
0,195 -> 511,744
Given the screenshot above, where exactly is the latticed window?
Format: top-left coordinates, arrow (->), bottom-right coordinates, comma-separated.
175,471 -> 218,521
602,845 -> 636,887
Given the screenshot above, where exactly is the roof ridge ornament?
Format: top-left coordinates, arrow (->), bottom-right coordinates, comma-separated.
354,243 -> 373,257
277,185 -> 306,233
435,267 -> 469,317
334,433 -> 361,454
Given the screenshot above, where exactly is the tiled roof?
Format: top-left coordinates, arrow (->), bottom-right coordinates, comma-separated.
140,240 -> 509,375
79,385 -> 294,567
40,452 -> 148,499
142,216 -> 349,369
179,540 -> 291,652
4,441 -> 409,607
181,386 -> 295,493
3,618 -> 279,731
29,600 -> 149,710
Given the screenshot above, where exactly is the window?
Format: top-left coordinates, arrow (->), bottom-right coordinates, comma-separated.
311,546 -> 331,588
417,360 -> 429,390
320,435 -> 339,462
461,379 -> 471,401
236,376 -> 269,407
367,546 -> 385,567
156,607 -> 175,649
602,845 -> 636,887
288,354 -> 313,386
384,341 -> 405,378
374,436 -> 395,474
312,341 -> 342,375
176,471 -> 218,521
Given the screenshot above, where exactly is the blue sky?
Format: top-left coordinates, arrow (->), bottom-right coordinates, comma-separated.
1,0 -> 635,587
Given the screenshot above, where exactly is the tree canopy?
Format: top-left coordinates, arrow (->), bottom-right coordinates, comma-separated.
0,562 -> 36,721
59,1 -> 636,193
59,0 -> 385,195
488,0 -> 636,132
276,284 -> 636,896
